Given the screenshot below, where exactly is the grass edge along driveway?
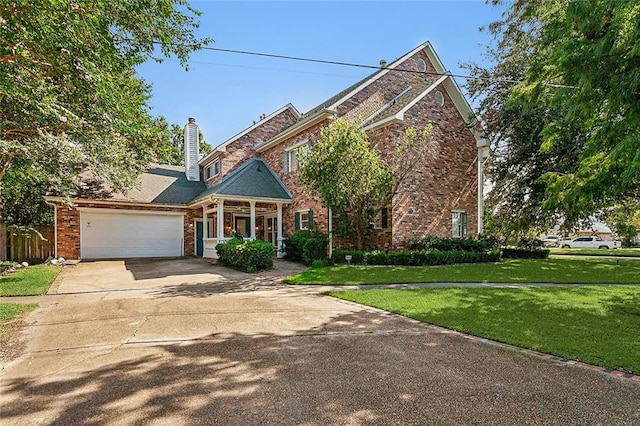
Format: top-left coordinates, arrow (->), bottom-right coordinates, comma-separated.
1,264 -> 61,327
284,258 -> 640,285
329,286 -> 640,375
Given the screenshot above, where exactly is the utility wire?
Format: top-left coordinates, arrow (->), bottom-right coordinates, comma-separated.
197,45 -> 571,88
151,41 -> 572,88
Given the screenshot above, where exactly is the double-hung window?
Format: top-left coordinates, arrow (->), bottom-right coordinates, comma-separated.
452,210 -> 468,238
284,141 -> 310,174
295,209 -> 313,231
205,158 -> 221,180
373,208 -> 389,229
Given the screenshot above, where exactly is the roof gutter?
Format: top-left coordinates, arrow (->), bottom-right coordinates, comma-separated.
44,196 -> 190,209
188,194 -> 293,207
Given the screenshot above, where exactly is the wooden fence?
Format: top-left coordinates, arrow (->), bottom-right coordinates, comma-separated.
5,226 -> 55,264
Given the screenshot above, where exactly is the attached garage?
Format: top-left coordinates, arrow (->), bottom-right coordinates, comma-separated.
79,209 -> 184,259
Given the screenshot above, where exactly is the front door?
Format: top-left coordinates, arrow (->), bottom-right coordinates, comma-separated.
196,221 -> 204,256
264,216 -> 278,246
234,216 -> 251,238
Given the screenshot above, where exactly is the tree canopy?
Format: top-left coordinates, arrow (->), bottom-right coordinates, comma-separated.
154,120 -> 213,166
300,119 -> 391,249
467,0 -> 640,236
300,118 -> 434,249
0,1 -> 210,196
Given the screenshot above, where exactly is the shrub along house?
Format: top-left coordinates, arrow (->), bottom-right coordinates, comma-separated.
45,41 -> 488,260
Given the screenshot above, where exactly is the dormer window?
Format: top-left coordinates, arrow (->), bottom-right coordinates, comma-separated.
205,158 -> 221,180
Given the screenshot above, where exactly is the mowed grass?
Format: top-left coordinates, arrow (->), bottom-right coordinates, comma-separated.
550,248 -> 640,257
0,303 -> 37,322
0,264 -> 61,296
329,286 -> 640,374
284,258 -> 640,285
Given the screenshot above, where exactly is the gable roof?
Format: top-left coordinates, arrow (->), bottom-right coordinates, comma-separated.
257,42 -> 481,152
190,157 -> 292,205
49,165 -> 206,206
200,103 -> 301,167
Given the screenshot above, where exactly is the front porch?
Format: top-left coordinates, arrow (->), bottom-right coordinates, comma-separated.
196,198 -> 288,259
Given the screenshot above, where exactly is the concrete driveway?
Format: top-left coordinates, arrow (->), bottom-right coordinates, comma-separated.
1,258 -> 639,425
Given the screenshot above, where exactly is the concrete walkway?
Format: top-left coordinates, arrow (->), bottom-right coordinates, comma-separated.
1,258 -> 639,425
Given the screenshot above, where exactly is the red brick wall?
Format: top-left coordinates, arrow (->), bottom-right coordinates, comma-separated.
259,48 -> 478,251
54,202 -> 197,259
201,109 -> 298,186
261,121 -> 328,237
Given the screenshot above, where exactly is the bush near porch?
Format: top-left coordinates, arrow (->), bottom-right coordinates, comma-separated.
215,238 -> 274,273
282,231 -> 328,265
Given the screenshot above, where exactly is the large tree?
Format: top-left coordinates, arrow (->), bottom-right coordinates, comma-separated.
0,1 -> 210,196
300,118 -> 434,249
467,0 -> 640,236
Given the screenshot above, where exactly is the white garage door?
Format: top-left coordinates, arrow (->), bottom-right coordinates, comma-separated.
80,210 -> 184,259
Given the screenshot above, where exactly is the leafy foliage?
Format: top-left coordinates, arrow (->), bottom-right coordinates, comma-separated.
215,238 -> 274,272
0,158 -> 53,225
282,231 -> 327,265
466,0 -> 640,235
0,1 -> 210,196
300,118 -> 391,250
409,236 -> 499,252
155,120 -> 213,166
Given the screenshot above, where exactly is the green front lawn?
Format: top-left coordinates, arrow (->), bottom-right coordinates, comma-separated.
0,264 -> 61,296
284,258 -> 640,285
550,248 -> 640,257
0,303 -> 37,322
329,286 -> 640,374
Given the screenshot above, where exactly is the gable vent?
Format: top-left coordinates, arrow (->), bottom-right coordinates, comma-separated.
184,118 -> 200,181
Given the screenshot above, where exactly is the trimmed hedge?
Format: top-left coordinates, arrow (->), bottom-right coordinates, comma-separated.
409,236 -> 499,252
215,238 -> 274,272
330,249 -> 501,266
502,248 -> 550,259
282,231 -> 327,265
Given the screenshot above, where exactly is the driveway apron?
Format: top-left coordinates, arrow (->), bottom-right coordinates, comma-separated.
1,258 -> 639,425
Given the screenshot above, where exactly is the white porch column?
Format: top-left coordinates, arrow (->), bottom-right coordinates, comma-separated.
202,205 -> 207,239
217,198 -> 225,240
276,203 -> 284,258
250,201 -> 256,239
477,138 -> 490,236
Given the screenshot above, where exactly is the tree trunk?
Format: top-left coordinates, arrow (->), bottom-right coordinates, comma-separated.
0,155 -> 13,181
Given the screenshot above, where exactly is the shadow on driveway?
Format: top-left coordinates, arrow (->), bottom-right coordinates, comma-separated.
2,309 -> 639,425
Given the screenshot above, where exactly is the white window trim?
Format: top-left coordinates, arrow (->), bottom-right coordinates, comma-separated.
296,209 -> 310,231
452,210 -> 468,238
205,158 -> 221,180
285,140 -> 309,174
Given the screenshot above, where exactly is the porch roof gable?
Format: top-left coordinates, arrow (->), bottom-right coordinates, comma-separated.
190,157 -> 292,204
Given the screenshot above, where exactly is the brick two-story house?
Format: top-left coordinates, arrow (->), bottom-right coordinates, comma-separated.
45,42 -> 488,260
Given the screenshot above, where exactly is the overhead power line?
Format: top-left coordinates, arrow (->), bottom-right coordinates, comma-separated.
151,41 -> 574,88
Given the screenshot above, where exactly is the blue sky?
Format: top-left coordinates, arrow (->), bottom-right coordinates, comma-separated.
136,0 -> 505,147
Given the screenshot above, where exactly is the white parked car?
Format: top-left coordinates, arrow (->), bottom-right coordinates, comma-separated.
541,235 -> 561,247
559,236 -> 621,249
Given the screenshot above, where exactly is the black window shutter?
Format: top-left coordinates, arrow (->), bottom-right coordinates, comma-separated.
381,208 -> 388,229
294,211 -> 300,231
308,209 -> 314,230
